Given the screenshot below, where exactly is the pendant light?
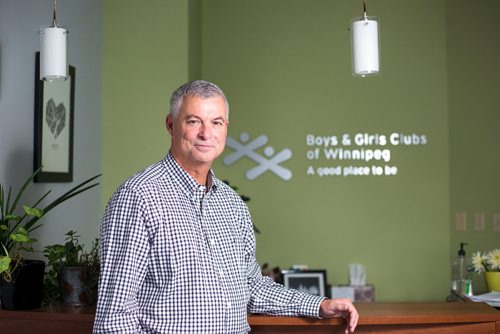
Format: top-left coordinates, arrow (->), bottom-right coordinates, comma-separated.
350,0 -> 380,77
39,0 -> 68,81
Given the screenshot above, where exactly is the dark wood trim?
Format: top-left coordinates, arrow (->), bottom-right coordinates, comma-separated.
0,302 -> 499,334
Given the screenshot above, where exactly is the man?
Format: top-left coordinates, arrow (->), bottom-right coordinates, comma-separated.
93,80 -> 359,333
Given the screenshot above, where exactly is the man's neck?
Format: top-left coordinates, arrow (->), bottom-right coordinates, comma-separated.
171,154 -> 212,186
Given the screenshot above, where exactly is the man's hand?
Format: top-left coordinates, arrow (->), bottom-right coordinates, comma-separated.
319,298 -> 359,333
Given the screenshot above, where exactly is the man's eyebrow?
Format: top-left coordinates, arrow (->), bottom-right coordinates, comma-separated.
184,114 -> 200,118
184,114 -> 226,121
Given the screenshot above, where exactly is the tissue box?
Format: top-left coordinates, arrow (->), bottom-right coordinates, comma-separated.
331,284 -> 375,302
353,284 -> 375,302
331,286 -> 355,300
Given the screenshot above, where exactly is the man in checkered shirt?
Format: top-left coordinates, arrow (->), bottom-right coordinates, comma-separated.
93,80 -> 359,333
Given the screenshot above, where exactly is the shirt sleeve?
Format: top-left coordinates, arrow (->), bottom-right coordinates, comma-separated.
243,207 -> 325,318
93,186 -> 150,333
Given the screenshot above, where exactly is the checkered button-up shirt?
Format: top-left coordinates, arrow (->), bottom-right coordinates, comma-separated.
93,153 -> 323,333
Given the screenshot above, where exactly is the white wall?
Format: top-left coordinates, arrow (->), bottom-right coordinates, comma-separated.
0,0 -> 103,255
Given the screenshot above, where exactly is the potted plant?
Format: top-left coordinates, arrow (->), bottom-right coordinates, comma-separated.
0,168 -> 100,309
0,225 -> 44,310
43,230 -> 99,307
471,248 -> 500,292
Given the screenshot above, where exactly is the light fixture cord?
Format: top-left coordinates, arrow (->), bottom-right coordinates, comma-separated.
52,0 -> 58,27
363,0 -> 367,20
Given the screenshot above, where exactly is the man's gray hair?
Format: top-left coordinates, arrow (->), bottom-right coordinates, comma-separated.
169,80 -> 229,119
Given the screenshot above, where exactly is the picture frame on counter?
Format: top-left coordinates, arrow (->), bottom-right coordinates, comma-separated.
282,270 -> 327,297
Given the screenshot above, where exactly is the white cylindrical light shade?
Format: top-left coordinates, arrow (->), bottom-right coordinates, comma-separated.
351,17 -> 380,76
40,26 -> 68,81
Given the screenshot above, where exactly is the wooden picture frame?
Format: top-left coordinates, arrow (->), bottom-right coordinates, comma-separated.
282,270 -> 327,297
34,52 -> 75,182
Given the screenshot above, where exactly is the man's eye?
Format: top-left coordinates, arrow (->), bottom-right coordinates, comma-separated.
187,119 -> 200,125
213,119 -> 227,127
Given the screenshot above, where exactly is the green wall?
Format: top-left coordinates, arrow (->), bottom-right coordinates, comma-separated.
202,0 -> 449,302
448,0 -> 500,293
102,0 -> 499,301
102,0 -> 188,201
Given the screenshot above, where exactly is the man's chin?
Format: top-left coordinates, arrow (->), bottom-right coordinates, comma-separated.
192,152 -> 220,165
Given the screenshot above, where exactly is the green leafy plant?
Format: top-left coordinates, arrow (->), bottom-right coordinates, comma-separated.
43,230 -> 100,305
0,225 -> 37,282
0,168 -> 101,281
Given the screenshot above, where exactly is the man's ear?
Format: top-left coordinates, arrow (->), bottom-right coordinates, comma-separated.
166,115 -> 174,135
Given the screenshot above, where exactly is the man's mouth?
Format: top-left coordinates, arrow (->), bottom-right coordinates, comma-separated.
194,144 -> 213,151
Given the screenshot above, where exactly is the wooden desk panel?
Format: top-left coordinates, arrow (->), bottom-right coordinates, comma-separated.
248,303 -> 500,334
250,323 -> 495,334
0,305 -> 95,334
0,302 -> 499,333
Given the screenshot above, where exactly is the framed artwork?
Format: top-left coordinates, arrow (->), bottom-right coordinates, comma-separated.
282,270 -> 327,297
34,52 -> 75,182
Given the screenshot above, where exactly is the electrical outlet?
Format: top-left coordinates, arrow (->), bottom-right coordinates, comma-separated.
474,212 -> 485,231
455,212 -> 467,232
493,213 -> 500,232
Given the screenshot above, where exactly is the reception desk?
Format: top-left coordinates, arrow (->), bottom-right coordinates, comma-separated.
0,302 -> 499,333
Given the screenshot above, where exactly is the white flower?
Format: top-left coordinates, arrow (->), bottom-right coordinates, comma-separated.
471,251 -> 486,273
486,248 -> 500,271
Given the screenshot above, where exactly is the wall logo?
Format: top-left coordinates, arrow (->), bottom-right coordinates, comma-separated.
224,132 -> 293,181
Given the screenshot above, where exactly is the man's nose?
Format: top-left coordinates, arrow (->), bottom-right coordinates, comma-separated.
198,124 -> 212,139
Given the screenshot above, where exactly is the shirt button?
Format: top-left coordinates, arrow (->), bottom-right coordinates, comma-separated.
210,239 -> 215,246
227,302 -> 232,308
219,270 -> 224,276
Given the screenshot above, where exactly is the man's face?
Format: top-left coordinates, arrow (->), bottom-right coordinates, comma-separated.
166,95 -> 228,172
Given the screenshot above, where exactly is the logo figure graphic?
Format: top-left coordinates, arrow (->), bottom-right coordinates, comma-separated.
224,133 -> 293,181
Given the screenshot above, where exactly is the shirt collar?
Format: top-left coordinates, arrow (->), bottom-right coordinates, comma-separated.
164,152 -> 218,199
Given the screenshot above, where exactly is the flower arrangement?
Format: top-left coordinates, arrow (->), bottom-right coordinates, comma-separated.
471,248 -> 500,273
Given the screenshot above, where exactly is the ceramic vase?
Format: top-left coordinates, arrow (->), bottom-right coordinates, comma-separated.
58,267 -> 94,306
484,271 -> 500,292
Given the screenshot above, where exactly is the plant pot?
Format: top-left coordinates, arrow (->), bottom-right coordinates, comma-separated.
0,259 -> 45,310
484,271 -> 500,292
58,267 -> 95,306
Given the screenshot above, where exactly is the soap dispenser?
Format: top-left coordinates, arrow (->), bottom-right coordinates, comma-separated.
450,242 -> 470,295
